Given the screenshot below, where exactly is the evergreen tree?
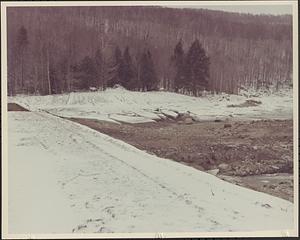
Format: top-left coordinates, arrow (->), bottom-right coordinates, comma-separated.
49,59 -> 67,94
107,46 -> 123,87
49,63 -> 59,94
185,39 -> 210,95
72,56 -> 97,90
16,26 -> 29,91
140,49 -> 158,91
95,49 -> 106,89
121,46 -> 138,90
171,39 -> 186,92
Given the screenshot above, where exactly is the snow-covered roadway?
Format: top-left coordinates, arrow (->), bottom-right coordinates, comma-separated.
8,111 -> 293,234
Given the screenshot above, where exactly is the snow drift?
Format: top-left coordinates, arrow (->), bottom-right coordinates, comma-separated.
9,87 -> 293,124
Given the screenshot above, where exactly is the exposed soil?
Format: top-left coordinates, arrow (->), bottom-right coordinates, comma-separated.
8,103 -> 29,111
219,173 -> 293,202
69,117 -> 294,202
227,99 -> 262,108
8,103 -> 293,202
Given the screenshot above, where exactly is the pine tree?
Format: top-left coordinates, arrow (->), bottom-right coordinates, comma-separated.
140,49 -> 158,91
72,56 -> 97,90
95,49 -> 106,90
49,62 -> 61,94
171,39 -> 186,92
107,46 -> 123,88
185,39 -> 210,95
16,26 -> 29,91
121,47 -> 138,90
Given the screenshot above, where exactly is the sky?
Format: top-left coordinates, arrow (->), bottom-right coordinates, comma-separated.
165,4 -> 293,15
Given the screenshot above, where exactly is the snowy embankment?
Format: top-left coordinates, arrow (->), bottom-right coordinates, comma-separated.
8,111 -> 293,234
8,87 -> 293,124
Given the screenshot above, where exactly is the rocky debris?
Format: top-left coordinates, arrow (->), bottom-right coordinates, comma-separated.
184,117 -> 193,124
175,112 -> 195,124
160,110 -> 178,119
224,123 -> 232,128
219,173 -> 293,202
176,112 -> 190,119
227,99 -> 262,108
227,159 -> 293,177
214,118 -> 222,122
246,99 -> 262,105
189,113 -> 201,122
156,113 -> 167,120
218,163 -> 230,171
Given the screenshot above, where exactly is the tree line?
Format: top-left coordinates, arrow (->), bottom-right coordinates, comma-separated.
70,45 -> 160,92
12,24 -> 210,95
7,6 -> 292,96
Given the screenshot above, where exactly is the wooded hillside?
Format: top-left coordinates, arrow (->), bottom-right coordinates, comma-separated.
7,6 -> 292,95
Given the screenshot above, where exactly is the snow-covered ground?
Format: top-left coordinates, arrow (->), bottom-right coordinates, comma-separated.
8,110 -> 293,234
8,87 -> 293,124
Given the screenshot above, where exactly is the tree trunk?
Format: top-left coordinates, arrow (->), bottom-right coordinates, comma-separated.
20,52 -> 24,92
46,47 -> 51,95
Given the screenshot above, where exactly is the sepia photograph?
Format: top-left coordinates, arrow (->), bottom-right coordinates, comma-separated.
1,0 -> 298,238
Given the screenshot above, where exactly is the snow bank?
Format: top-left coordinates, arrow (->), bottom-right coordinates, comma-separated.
9,87 -> 293,123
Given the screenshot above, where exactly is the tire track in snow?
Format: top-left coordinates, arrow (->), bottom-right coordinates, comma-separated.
12,110 -> 293,232
36,110 -> 207,218
35,110 -> 285,227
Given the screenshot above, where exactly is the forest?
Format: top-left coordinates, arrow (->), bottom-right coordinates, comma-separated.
7,6 -> 293,96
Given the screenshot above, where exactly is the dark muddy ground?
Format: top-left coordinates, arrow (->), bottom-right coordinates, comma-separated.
8,103 -> 29,111
69,117 -> 294,202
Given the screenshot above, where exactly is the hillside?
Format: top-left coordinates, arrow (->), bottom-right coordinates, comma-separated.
7,6 -> 292,95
